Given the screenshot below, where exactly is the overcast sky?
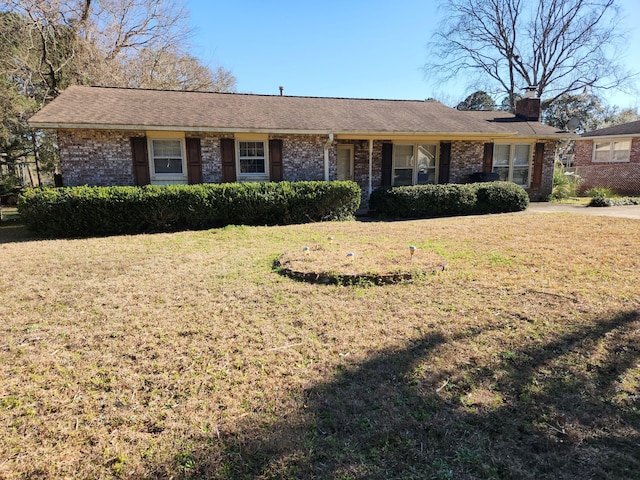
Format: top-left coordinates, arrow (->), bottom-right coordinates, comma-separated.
187,0 -> 640,109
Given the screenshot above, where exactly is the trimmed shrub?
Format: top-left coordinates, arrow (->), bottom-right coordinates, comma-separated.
588,193 -> 610,207
474,181 -> 530,213
18,181 -> 361,238
588,195 -> 640,207
369,182 -> 529,218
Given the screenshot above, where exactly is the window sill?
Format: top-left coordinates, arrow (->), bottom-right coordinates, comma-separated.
592,159 -> 630,163
237,175 -> 270,183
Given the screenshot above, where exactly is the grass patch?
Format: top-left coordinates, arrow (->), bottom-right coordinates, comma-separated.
0,206 -> 20,222
1,214 -> 639,479
549,196 -> 591,205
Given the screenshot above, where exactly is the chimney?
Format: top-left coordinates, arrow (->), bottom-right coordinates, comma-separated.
515,85 -> 540,121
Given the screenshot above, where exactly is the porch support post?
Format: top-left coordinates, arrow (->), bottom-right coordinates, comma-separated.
368,139 -> 373,196
323,133 -> 334,181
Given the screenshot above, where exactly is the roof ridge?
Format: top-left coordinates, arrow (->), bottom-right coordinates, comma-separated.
69,84 -> 441,103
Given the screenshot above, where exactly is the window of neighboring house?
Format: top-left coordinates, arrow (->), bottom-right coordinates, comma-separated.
237,140 -> 269,180
593,140 -> 631,162
493,144 -> 531,186
149,138 -> 187,184
392,143 -> 437,186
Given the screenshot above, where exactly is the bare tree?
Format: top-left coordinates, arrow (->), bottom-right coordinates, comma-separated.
121,47 -> 237,92
426,0 -> 632,112
0,0 -> 195,93
0,0 -> 236,182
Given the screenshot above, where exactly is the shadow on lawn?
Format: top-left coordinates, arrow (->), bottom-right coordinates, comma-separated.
176,310 -> 640,480
0,222 -> 37,243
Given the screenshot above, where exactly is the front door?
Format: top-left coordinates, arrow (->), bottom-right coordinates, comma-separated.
337,145 -> 353,181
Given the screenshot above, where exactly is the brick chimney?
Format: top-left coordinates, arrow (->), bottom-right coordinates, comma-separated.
515,86 -> 541,121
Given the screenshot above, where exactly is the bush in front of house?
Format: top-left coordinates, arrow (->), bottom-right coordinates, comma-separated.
474,181 -> 530,213
585,187 -> 640,207
369,181 -> 529,218
17,180 -> 361,237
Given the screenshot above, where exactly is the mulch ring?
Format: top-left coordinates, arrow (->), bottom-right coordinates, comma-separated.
274,244 -> 447,285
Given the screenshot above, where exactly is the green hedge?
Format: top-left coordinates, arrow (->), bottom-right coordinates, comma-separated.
588,195 -> 640,207
369,182 -> 529,218
17,181 -> 361,238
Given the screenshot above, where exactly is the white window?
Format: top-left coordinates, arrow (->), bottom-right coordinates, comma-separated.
493,144 -> 531,186
392,143 -> 438,186
236,139 -> 269,180
593,140 -> 631,162
148,137 -> 187,184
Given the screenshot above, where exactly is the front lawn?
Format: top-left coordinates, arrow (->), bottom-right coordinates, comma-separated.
1,213 -> 639,479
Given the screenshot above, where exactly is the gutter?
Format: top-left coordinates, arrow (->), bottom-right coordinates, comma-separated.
323,133 -> 334,181
26,121 -> 567,139
578,133 -> 639,141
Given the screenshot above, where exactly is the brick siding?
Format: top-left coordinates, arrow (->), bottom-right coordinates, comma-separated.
277,134 -> 326,182
574,138 -> 640,195
530,140 -> 556,201
196,133 -> 223,183
57,129 -> 555,206
449,140 -> 485,183
58,129 -> 144,186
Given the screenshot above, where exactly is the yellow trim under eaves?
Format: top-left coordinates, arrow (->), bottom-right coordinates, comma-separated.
145,130 -> 184,139
28,122 -> 568,141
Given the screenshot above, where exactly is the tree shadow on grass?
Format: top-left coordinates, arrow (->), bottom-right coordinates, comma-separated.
176,310 -> 640,479
0,222 -> 37,243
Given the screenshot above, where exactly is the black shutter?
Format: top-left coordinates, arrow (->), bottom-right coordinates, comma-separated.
482,143 -> 494,173
269,139 -> 283,181
439,142 -> 451,184
131,137 -> 150,186
220,138 -> 236,183
381,143 -> 393,186
186,138 -> 203,184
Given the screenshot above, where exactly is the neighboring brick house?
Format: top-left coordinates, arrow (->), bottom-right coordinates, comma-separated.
29,86 -> 567,207
574,120 -> 640,195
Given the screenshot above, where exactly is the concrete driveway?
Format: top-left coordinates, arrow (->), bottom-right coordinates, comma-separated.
526,202 -> 640,219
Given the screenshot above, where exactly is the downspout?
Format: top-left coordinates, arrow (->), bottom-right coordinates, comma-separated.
323,133 -> 334,181
368,139 -> 373,196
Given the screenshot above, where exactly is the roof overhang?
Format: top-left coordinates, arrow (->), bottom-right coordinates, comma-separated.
28,121 -> 567,141
579,133 -> 639,141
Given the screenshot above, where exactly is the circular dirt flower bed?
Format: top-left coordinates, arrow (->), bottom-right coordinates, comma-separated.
275,242 -> 446,285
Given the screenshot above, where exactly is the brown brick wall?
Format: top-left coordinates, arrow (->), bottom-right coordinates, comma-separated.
57,130 -> 329,186
573,140 -> 593,167
574,138 -> 640,195
449,140 -> 485,183
277,134 -> 326,182
194,133 -> 223,183
440,139 -> 554,200
58,129 -> 144,186
56,130 -> 556,203
529,140 -> 556,201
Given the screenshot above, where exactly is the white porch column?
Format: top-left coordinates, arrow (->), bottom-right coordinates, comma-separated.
368,139 -> 373,196
323,133 -> 334,181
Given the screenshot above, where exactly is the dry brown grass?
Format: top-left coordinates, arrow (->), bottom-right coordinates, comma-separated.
1,212 -> 639,479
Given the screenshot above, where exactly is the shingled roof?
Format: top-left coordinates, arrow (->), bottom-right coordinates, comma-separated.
581,119 -> 640,138
29,85 -> 565,138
